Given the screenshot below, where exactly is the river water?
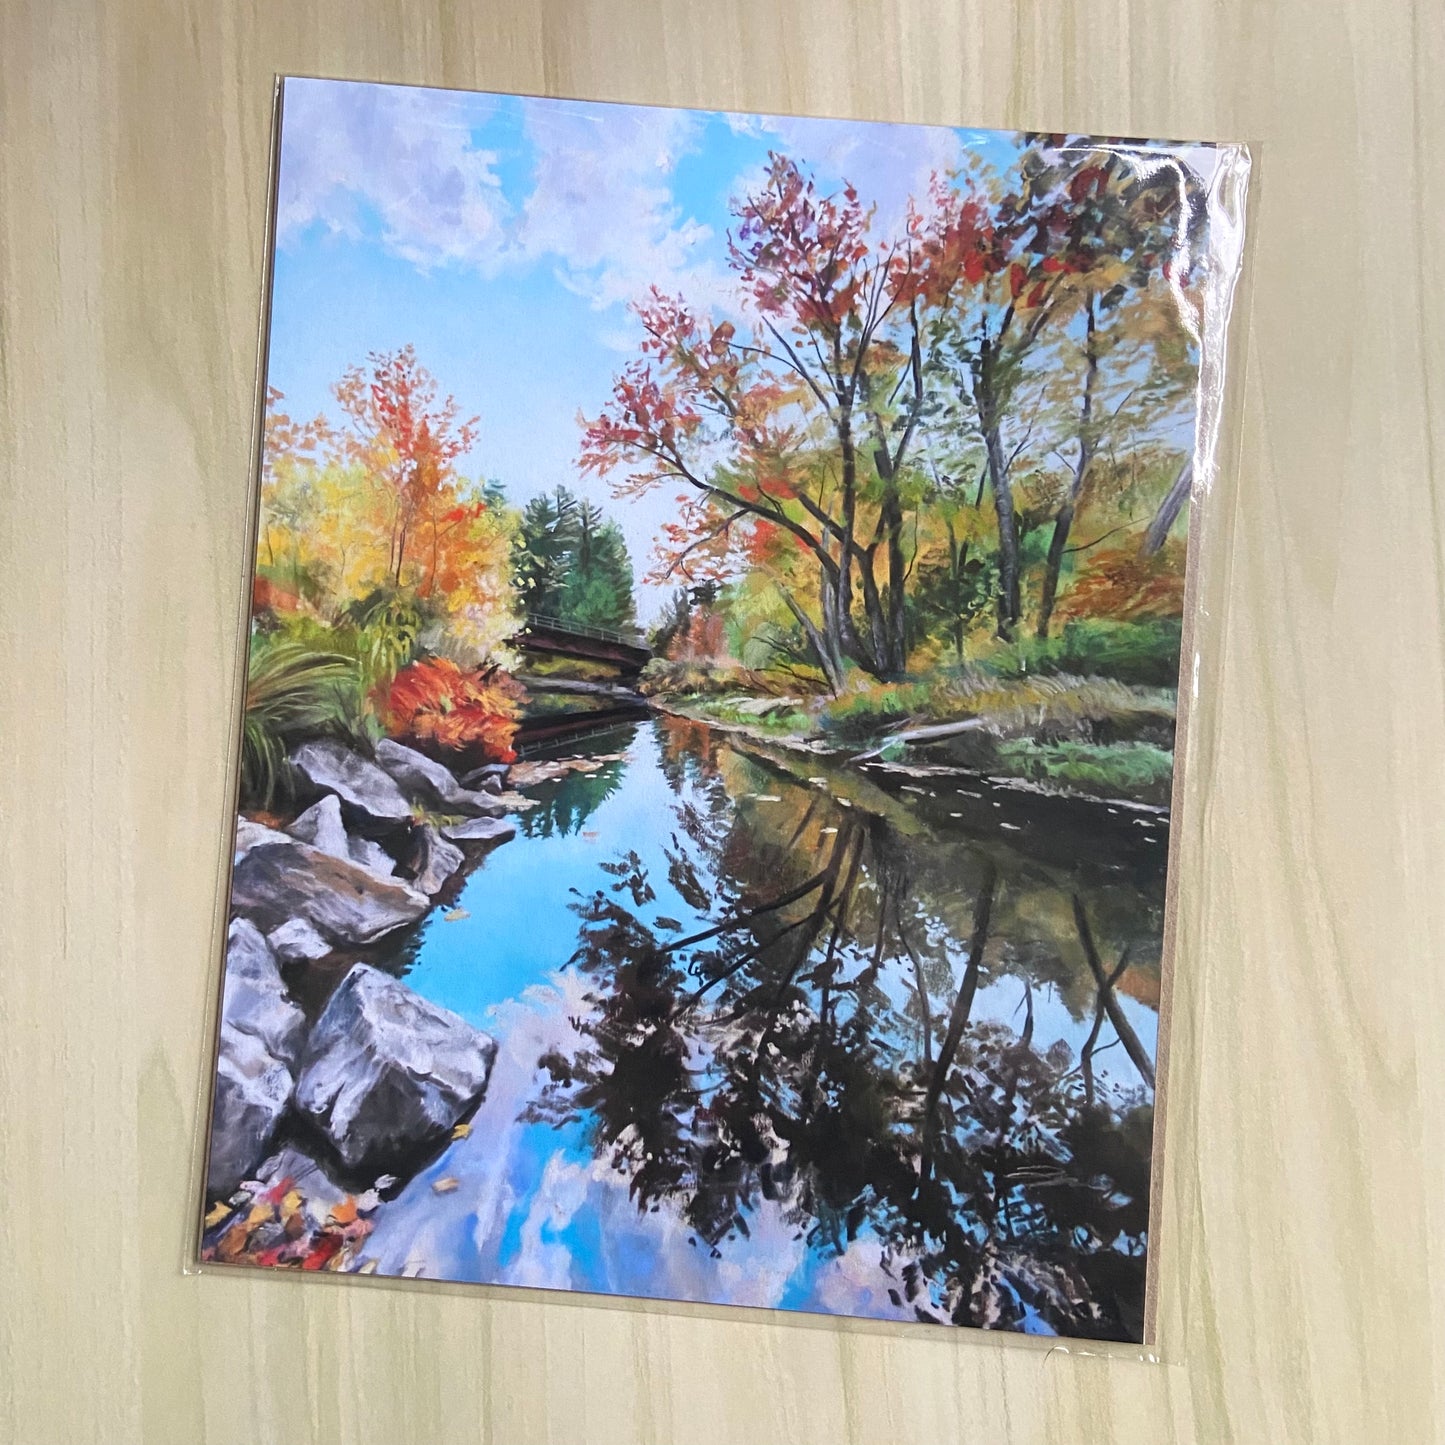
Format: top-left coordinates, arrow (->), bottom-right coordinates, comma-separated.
362,714 -> 1166,1341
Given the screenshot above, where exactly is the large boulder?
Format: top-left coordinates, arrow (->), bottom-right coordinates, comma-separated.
206,1023 -> 294,1198
440,816 -> 518,846
287,794 -> 348,853
403,823 -> 465,895
373,739 -> 505,817
222,918 -> 306,1068
348,836 -> 397,878
290,740 -> 414,828
294,965 -> 496,1173
287,795 -> 397,878
231,837 -> 429,946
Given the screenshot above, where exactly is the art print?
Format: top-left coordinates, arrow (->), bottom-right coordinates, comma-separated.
200,77 -> 1243,1343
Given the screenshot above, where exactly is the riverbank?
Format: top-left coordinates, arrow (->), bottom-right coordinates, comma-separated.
648,668 -> 1178,809
201,735 -> 624,1271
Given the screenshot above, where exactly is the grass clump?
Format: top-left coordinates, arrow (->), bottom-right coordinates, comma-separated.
993,739 -> 1175,803
984,619 -> 1184,689
240,633 -> 362,809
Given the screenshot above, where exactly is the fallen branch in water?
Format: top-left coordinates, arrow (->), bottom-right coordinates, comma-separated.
515,675 -> 647,703
852,716 -> 990,763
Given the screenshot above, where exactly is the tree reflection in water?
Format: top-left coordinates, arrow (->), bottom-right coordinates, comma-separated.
527,722 -> 1160,1341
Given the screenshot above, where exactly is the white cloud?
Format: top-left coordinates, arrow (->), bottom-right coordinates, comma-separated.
277,79 -> 510,270
515,98 -> 726,312
719,111 -> 776,139
501,1152 -> 592,1291
277,83 -> 742,316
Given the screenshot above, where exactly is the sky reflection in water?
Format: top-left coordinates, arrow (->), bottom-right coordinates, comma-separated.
365,719 -> 1162,1338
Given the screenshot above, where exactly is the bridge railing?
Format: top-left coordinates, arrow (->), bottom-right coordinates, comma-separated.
520,612 -> 648,651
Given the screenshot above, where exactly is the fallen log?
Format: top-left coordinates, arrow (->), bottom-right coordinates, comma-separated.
851,716 -> 990,763
517,674 -> 647,703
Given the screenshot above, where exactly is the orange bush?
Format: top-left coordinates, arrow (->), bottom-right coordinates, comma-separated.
1058,541 -> 1186,623
378,657 -> 525,761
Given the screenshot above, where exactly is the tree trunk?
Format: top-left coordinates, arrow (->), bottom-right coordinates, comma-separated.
832,419 -> 867,665
922,861 -> 998,1134
1038,296 -> 1100,639
1071,896 -> 1155,1090
851,715 -> 990,763
983,422 -> 1021,638
1141,457 -> 1193,556
781,571 -> 846,694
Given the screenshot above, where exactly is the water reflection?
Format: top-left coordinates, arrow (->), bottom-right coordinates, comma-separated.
369,717 -> 1162,1341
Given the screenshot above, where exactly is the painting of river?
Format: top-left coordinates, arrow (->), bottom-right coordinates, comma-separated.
198,77 -> 1246,1344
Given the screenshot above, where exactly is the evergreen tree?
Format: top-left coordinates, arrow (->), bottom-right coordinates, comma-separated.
516,485 -> 636,633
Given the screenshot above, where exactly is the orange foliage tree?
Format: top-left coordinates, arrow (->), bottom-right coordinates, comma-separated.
1056,540 -> 1187,623
259,352 -> 516,667
333,345 -> 481,592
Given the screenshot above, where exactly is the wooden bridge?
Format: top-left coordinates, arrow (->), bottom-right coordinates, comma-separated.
510,613 -> 652,675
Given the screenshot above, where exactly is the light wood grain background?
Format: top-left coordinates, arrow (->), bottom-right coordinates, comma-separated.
3,0 -> 1443,1441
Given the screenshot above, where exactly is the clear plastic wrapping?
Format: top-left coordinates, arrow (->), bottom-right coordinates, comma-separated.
187,74 -> 1252,1364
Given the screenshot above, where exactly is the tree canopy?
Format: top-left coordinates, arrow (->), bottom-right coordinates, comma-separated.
581,135 -> 1210,690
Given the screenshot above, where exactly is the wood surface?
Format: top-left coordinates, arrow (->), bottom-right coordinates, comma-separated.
2,0 -> 1442,1440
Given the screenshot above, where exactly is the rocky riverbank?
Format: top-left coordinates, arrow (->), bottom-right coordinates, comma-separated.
200,736 -> 615,1272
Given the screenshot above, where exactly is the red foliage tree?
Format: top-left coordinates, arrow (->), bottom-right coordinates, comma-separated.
581,156 -> 950,689
913,140 -> 1204,638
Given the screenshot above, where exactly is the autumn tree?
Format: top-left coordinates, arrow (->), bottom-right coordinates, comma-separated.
917,139 -> 1203,639
1034,278 -> 1196,636
257,386 -> 331,592
333,345 -> 481,592
256,354 -> 517,679
582,156 -> 945,689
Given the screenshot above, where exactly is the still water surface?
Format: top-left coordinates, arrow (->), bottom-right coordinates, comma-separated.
365,716 -> 1165,1340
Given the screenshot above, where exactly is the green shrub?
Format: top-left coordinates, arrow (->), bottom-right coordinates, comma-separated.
986,619 -> 1184,688
701,697 -> 817,735
816,678 -> 934,740
240,634 -> 361,809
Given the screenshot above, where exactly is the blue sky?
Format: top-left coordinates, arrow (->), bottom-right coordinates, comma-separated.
266,78 -> 1211,620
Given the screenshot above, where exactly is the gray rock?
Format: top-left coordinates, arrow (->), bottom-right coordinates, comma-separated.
373,739 -> 505,817
207,1023 -> 294,1198
236,817 -> 291,861
439,816 -> 518,846
294,965 -> 497,1172
231,836 -> 429,946
290,740 -> 414,827
222,918 -> 307,1068
347,836 -> 397,878
267,916 -> 332,963
288,794 -> 398,878
405,823 -> 465,895
458,763 -> 509,790
251,1143 -> 345,1214
286,794 -> 350,856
